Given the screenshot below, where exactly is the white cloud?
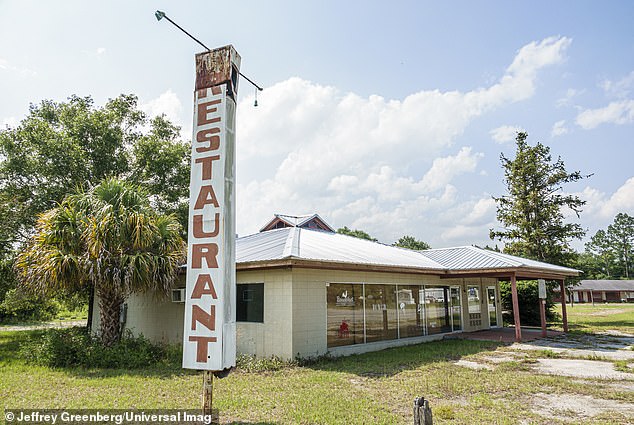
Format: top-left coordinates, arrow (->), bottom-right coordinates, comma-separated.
1,117 -> 19,129
141,89 -> 182,123
586,177 -> 634,219
419,147 -> 483,192
490,125 -> 524,143
551,120 -> 568,137
576,100 -> 634,129
601,71 -> 634,98
96,47 -> 106,56
556,88 -> 584,107
234,36 -> 572,245
0,58 -> 37,77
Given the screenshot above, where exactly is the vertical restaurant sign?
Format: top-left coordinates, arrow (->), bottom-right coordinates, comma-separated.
183,46 -> 240,371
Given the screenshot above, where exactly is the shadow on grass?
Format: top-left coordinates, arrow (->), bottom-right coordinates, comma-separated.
303,338 -> 505,377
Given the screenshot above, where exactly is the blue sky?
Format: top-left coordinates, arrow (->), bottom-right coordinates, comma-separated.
1,1 -> 633,249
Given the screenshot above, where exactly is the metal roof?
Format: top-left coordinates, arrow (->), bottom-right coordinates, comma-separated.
237,228 -> 579,276
570,280 -> 634,291
237,227 -> 445,270
419,245 -> 579,275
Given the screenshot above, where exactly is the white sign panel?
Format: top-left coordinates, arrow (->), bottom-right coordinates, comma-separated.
182,78 -> 236,370
538,279 -> 547,299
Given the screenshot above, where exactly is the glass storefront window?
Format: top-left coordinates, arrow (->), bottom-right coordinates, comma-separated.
364,284 -> 397,343
468,285 -> 481,314
327,282 -> 460,348
425,286 -> 451,334
327,283 -> 364,347
398,285 -> 425,338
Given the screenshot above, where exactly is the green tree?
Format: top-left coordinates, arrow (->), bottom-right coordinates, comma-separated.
15,179 -> 185,346
0,95 -> 190,247
393,235 -> 431,250
336,226 -> 378,242
489,132 -> 587,267
584,229 -> 617,278
606,213 -> 634,279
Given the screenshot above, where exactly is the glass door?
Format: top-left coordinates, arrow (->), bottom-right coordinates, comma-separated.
487,286 -> 498,328
450,287 -> 462,332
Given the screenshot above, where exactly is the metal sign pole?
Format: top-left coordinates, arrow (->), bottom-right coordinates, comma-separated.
538,279 -> 547,337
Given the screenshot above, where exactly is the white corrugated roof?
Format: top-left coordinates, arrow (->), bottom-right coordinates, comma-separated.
237,227 -> 445,270
419,245 -> 578,274
236,228 -> 579,276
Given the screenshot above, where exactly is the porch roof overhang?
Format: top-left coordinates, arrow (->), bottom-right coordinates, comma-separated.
236,258 -> 579,280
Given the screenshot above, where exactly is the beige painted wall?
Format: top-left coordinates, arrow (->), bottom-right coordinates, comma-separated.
91,268 -> 501,361
90,290 -> 185,344
236,269 -> 294,359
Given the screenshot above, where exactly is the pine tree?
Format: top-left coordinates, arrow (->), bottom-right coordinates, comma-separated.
490,132 -> 587,266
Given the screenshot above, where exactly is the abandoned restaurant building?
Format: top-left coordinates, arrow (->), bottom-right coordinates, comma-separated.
91,214 -> 579,359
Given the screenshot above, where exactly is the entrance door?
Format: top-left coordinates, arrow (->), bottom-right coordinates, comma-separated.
450,287 -> 462,332
487,286 -> 498,328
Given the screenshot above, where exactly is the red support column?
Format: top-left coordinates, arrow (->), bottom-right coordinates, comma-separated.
510,273 -> 522,342
560,279 -> 569,333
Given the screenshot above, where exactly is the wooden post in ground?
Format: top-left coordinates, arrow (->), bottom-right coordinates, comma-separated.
203,371 -> 213,416
413,397 -> 433,425
559,279 -> 569,333
510,273 -> 522,342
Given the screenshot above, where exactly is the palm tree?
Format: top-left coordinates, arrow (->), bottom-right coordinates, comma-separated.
16,178 -> 185,346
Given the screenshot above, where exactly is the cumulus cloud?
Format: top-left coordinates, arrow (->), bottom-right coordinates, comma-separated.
556,88 -> 584,107
141,89 -> 183,124
0,58 -> 37,77
601,71 -> 634,98
575,100 -> 634,129
420,147 -> 483,192
551,120 -> 568,137
490,125 -> 524,143
234,36 -> 571,245
579,177 -> 634,220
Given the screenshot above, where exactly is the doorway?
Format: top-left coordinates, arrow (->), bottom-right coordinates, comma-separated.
487,286 -> 498,328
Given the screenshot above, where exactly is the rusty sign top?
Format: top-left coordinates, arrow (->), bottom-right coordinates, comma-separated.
195,45 -> 242,96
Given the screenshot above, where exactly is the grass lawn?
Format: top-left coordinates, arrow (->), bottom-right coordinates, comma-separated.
553,302 -> 634,334
2,327 -> 633,425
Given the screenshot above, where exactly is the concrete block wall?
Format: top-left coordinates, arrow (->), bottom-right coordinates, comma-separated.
237,269 -> 294,359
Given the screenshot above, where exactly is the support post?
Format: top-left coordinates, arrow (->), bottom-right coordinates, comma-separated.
539,299 -> 547,337
510,273 -> 522,342
560,280 -> 569,333
203,371 -> 213,416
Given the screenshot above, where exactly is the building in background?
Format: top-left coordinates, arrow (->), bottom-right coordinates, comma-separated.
554,280 -> 634,304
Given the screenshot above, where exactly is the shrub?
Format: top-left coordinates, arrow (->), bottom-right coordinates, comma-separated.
0,288 -> 60,323
500,280 -> 559,326
20,326 -> 178,369
236,354 -> 296,373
